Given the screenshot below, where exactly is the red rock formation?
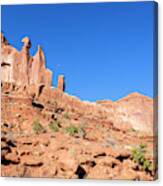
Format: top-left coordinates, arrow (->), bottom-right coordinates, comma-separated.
1,33 -> 53,87
29,45 -> 52,86
1,33 -> 157,180
1,32 -> 18,83
97,93 -> 154,134
58,75 -> 65,92
1,32 -> 9,45
1,86 -> 157,180
17,37 -> 31,85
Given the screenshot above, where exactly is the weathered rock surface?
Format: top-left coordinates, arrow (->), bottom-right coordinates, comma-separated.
1,32 -> 52,87
96,93 -> 155,134
58,75 -> 65,92
1,85 -> 157,180
1,33 -> 157,180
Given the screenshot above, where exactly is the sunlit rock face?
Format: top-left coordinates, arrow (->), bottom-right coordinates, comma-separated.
1,32 -> 157,180
58,75 -> 65,92
1,32 -> 52,87
96,93 -> 154,134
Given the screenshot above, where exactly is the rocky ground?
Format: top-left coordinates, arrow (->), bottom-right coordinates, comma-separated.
1,83 -> 158,180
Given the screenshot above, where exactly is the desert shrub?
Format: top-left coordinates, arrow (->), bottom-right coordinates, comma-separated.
131,144 -> 152,172
65,125 -> 78,136
32,119 -> 44,134
49,121 -> 60,133
65,125 -> 85,137
143,159 -> 152,171
63,112 -> 70,119
139,143 -> 147,149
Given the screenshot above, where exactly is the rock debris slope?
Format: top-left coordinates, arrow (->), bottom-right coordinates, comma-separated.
1,33 -> 157,180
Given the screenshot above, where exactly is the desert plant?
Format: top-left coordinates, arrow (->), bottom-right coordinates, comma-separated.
63,112 -> 70,119
65,125 -> 78,136
131,144 -> 152,172
143,159 -> 152,171
65,125 -> 86,138
49,121 -> 60,133
139,143 -> 147,149
32,119 -> 44,134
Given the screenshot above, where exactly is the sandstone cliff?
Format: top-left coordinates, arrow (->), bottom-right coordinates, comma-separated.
1,32 -> 52,87
96,93 -> 155,134
1,33 -> 157,180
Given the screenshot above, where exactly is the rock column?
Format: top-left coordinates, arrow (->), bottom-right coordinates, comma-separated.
18,37 -> 31,85
58,75 -> 65,92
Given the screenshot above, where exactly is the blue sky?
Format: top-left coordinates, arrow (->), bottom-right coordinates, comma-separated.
1,2 -> 157,101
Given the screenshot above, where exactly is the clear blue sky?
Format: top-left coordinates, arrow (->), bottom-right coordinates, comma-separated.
1,1 -> 157,101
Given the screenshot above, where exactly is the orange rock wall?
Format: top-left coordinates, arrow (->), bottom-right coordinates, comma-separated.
1,32 -> 52,87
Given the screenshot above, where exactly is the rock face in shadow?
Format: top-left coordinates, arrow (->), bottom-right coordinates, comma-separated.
1,32 -> 52,87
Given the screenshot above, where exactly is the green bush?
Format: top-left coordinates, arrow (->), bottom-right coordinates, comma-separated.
143,159 -> 152,171
65,125 -> 78,136
139,143 -> 147,149
32,119 -> 44,134
65,125 -> 85,137
131,144 -> 152,172
49,121 -> 60,133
